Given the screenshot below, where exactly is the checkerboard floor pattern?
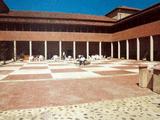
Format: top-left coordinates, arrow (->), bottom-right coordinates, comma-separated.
0,59 -> 145,81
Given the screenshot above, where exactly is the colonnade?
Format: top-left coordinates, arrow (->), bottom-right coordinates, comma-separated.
12,35 -> 157,61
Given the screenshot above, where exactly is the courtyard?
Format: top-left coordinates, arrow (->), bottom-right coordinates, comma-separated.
0,0 -> 160,119
0,59 -> 160,120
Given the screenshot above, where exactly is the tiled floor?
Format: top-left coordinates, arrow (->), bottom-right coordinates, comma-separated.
0,60 -> 142,81
0,59 -> 160,119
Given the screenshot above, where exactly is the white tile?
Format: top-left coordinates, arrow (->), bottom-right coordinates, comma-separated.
49,63 -> 68,65
81,67 -> 102,71
9,62 -> 24,65
0,75 -> 7,80
10,69 -> 51,75
125,69 -> 139,73
49,66 -> 78,69
24,64 -> 47,67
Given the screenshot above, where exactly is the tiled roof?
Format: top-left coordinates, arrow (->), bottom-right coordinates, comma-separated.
117,6 -> 141,11
0,10 -> 116,23
0,17 -> 114,26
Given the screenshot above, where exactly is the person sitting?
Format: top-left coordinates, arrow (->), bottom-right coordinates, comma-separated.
34,55 -> 39,61
67,56 -> 72,61
79,55 -> 86,65
53,55 -> 59,61
39,55 -> 44,61
29,56 -> 34,62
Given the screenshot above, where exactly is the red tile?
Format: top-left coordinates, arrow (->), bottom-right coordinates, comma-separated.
3,65 -> 23,67
3,74 -> 52,80
113,66 -> 138,69
95,70 -> 134,75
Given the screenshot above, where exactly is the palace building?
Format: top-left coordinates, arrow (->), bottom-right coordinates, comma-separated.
0,1 -> 160,61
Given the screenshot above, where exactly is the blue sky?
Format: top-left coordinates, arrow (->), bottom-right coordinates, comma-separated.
4,0 -> 160,16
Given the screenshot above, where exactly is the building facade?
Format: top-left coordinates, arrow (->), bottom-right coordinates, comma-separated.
105,6 -> 141,20
0,1 -> 160,61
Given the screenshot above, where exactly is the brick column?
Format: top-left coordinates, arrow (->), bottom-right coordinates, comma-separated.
150,36 -> 154,61
118,41 -> 120,59
29,41 -> 32,57
111,42 -> 113,58
86,41 -> 89,59
13,40 -> 16,61
137,38 -> 140,60
44,41 -> 47,60
59,41 -> 62,60
126,40 -> 129,60
73,41 -> 76,59
99,41 -> 102,57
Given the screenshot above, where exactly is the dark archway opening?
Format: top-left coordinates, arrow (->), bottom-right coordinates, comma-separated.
102,42 -> 111,58
32,41 -> 44,56
47,41 -> 59,59
76,42 -> 86,58
153,35 -> 160,61
62,41 -> 73,57
129,39 -> 137,60
140,37 -> 150,61
120,40 -> 126,59
113,42 -> 118,58
89,42 -> 99,56
16,41 -> 29,59
0,41 -> 14,61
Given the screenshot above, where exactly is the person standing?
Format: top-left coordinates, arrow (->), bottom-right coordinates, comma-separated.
62,51 -> 66,60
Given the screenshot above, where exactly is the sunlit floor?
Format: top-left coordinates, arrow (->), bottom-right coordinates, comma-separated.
0,59 -> 160,120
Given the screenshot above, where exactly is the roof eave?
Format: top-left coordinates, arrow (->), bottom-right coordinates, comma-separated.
0,0 -> 9,13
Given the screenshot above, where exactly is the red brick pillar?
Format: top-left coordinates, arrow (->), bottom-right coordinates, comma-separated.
153,65 -> 160,94
139,64 -> 148,88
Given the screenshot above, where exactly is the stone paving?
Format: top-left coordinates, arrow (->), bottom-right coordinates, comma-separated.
0,94 -> 160,120
0,59 -> 160,119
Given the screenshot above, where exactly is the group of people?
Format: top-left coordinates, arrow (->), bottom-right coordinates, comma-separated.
29,55 -> 44,62
28,52 -> 89,66
28,52 -> 103,65
90,55 -> 103,60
